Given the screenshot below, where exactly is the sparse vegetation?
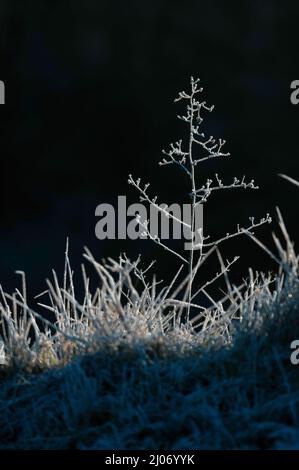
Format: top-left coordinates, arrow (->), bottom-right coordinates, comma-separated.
0,80 -> 298,449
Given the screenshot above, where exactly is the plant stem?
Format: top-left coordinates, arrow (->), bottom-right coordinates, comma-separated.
187,82 -> 196,321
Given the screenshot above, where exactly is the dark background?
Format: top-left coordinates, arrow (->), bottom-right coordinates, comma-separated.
0,0 -> 298,304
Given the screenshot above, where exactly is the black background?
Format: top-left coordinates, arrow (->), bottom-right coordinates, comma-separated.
0,0 -> 298,304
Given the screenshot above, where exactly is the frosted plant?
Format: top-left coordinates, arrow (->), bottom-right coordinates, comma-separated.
0,214 -> 298,449
0,77 -> 276,374
0,79 -> 299,450
129,77 -> 271,318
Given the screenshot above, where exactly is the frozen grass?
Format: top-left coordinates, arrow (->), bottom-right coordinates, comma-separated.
0,80 -> 298,449
0,209 -> 299,449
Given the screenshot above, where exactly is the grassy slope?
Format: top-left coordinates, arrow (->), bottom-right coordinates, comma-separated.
0,272 -> 299,450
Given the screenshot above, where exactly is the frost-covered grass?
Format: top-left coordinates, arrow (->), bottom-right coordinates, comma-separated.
0,78 -> 298,449
0,209 -> 299,449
